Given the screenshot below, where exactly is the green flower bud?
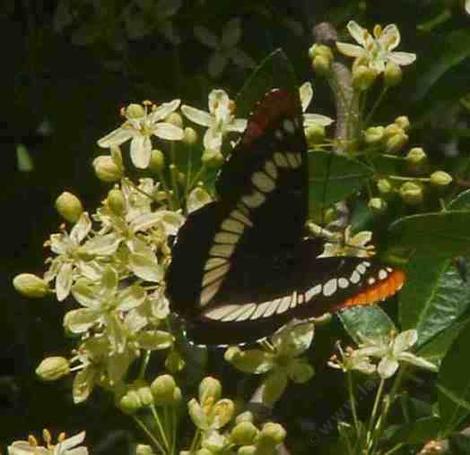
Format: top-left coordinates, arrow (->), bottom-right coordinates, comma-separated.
135,444 -> 155,455
430,171 -> 453,187
384,62 -> 402,87
312,55 -> 331,76
119,390 -> 142,414
308,44 -> 333,61
93,155 -> 123,182
199,376 -> 222,404
172,386 -> 183,405
259,422 -> 287,445
201,432 -> 227,452
368,197 -> 387,213
399,181 -> 423,205
305,124 -> 326,146
106,188 -> 125,215
211,399 -> 235,429
183,127 -> 198,145
230,421 -> 259,445
149,149 -> 165,173
406,147 -> 426,165
13,273 -> 49,298
364,126 -> 385,144
151,374 -> 177,405
235,411 -> 254,424
55,191 -> 83,223
165,350 -> 185,373
384,123 -> 403,138
202,149 -> 224,168
165,112 -> 183,128
196,449 -> 212,455
137,386 -> 154,407
352,66 -> 377,91
377,178 -> 393,195
238,446 -> 257,455
385,132 -> 408,154
394,116 -> 410,130
126,103 -> 145,118
35,356 -> 70,381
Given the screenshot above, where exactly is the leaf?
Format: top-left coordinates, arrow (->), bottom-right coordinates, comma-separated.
16,144 -> 34,172
449,189 -> 470,210
438,324 -> 470,435
383,417 -> 441,445
389,211 -> 470,257
338,306 -> 396,344
415,29 -> 470,101
308,151 -> 373,206
236,49 -> 297,117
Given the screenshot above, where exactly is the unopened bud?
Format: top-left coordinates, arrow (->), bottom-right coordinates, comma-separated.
305,124 -> 326,146
430,171 -> 453,187
259,422 -> 287,445
151,374 -> 177,405
235,411 -> 254,424
352,66 -> 377,91
406,147 -> 426,165
368,197 -> 387,213
126,103 -> 145,119
13,273 -> 49,298
135,445 -> 155,455
199,376 -> 222,404
377,178 -> 393,195
237,446 -> 256,455
386,132 -> 408,154
308,44 -> 333,61
230,421 -> 258,445
55,192 -> 83,223
196,449 -> 212,455
312,55 -> 331,75
384,124 -> 403,138
364,126 -> 385,144
36,356 -> 70,381
183,127 -> 198,145
137,386 -> 154,407
119,390 -> 142,413
202,149 -> 224,168
384,62 -> 402,87
165,112 -> 183,128
394,116 -> 410,130
107,188 -> 126,215
93,156 -> 123,182
399,181 -> 423,205
149,149 -> 165,173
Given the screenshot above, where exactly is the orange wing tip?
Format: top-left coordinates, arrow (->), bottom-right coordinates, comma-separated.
339,269 -> 406,311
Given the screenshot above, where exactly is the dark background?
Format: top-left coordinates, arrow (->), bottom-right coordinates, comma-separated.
1,0 -> 469,453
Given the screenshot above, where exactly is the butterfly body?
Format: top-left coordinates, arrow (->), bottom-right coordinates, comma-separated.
166,89 -> 405,346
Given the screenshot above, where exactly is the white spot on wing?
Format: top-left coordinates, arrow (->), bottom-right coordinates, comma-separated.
263,298 -> 282,317
306,284 -> 322,301
286,153 -> 300,169
242,190 -> 265,208
274,152 -> 289,168
264,160 -> 278,179
275,130 -> 283,140
221,218 -> 245,234
378,269 -> 388,280
368,277 -> 376,285
205,304 -> 239,320
204,257 -> 227,271
357,263 -> 367,274
276,295 -> 292,314
214,232 -> 239,244
338,278 -> 349,289
202,263 -> 230,287
235,303 -> 257,321
350,271 -> 361,284
323,279 -> 337,297
230,209 -> 253,226
283,119 -> 295,133
200,279 -> 222,306
251,301 -> 273,319
252,171 -> 275,193
209,243 -> 235,258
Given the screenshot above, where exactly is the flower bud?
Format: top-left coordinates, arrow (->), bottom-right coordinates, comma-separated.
377,178 -> 393,195
135,445 -> 155,455
394,116 -> 410,130
406,147 -> 426,165
13,273 -> 49,298
165,112 -> 183,128
93,156 -> 123,182
202,149 -> 224,168
352,66 -> 377,91
137,386 -> 154,407
368,197 -> 387,213
199,376 -> 222,404
149,149 -> 165,173
305,124 -> 326,146
364,126 -> 385,144
384,62 -> 402,87
235,411 -> 254,424
119,390 -> 142,413
230,421 -> 259,445
259,422 -> 287,445
308,44 -> 333,61
385,132 -> 408,154
384,124 -> 403,138
126,103 -> 145,118
55,192 -> 83,223
151,374 -> 177,405
399,181 -> 423,205
35,356 -> 70,381
430,171 -> 453,187
196,449 -> 212,455
312,55 -> 331,76
165,350 -> 185,373
237,446 -> 257,455
183,127 -> 198,145
107,188 -> 126,215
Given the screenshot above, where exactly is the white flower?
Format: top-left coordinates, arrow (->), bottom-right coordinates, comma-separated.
319,225 -> 375,258
356,330 -> 437,379
466,0 -> 470,15
182,89 -> 246,151
8,431 -> 88,455
299,82 -> 334,129
194,18 -> 255,78
97,100 -> 183,169
336,21 -> 416,72
328,343 -> 376,375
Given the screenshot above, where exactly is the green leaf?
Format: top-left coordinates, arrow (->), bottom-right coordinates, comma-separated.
16,143 -> 34,172
415,29 -> 470,101
389,211 -> 470,257
449,189 -> 470,210
338,306 -> 396,344
236,49 -> 297,117
308,151 -> 373,207
384,417 -> 442,445
438,324 -> 470,435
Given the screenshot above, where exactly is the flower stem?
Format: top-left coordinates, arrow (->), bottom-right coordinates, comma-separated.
133,415 -> 166,454
138,350 -> 151,379
366,378 -> 385,451
150,404 -> 170,452
364,87 -> 389,127
347,372 -> 360,436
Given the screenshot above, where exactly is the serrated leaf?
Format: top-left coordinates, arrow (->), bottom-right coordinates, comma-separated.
308,151 -> 373,207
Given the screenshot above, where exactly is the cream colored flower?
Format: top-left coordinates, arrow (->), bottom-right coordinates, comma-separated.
319,225 -> 376,258
182,89 -> 246,151
97,100 -> 183,169
466,0 -> 470,15
299,82 -> 334,129
336,21 -> 416,72
8,430 -> 88,455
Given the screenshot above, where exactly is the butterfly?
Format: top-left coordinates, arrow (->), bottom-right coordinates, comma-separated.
166,88 -> 405,346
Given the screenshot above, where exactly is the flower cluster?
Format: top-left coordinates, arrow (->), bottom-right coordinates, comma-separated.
8,430 -> 88,455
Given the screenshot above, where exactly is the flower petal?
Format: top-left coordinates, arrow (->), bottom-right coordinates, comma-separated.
97,126 -> 133,148
208,89 -> 230,114
153,122 -> 184,141
64,308 -> 98,333
392,329 -> 418,355
80,232 -> 121,256
130,135 -> 152,169
388,51 -> 416,66
273,322 -> 314,356
56,262 -> 73,301
129,250 -> 164,282
136,330 -> 174,350
221,17 -> 241,48
381,24 -> 401,51
299,82 -> 313,112
398,352 -> 438,372
149,99 -> 181,122
194,25 -> 218,49
181,105 -> 212,127
116,285 -> 146,311
203,128 -> 223,150
347,20 -> 368,46
336,42 -> 366,58
224,346 -> 274,374
70,213 -> 92,245
304,113 -> 334,127
187,187 -> 212,213
227,118 -> 247,133
71,279 -> 99,308
377,356 -> 399,379
55,431 -> 86,451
